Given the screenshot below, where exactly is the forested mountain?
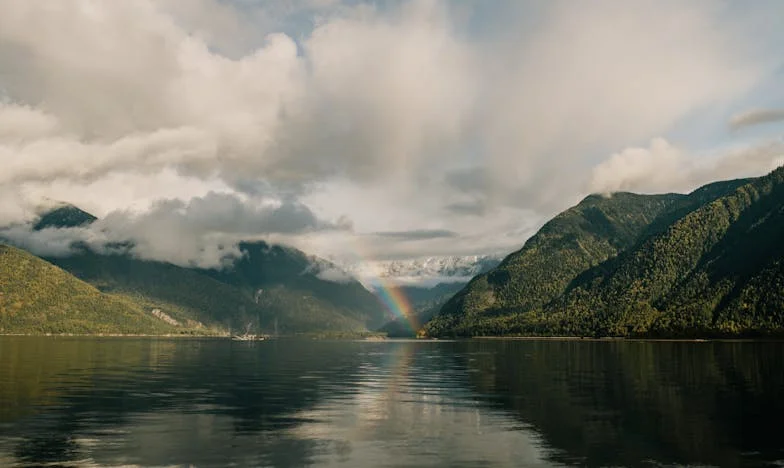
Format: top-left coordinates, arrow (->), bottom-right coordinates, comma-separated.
7,166 -> 783,338
0,244 -> 173,335
44,244 -> 386,335
424,170 -> 782,337
2,205 -> 387,335
202,241 -> 389,330
32,204 -> 97,231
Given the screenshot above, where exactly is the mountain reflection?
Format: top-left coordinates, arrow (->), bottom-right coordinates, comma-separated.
460,339 -> 784,467
1,337 -> 783,467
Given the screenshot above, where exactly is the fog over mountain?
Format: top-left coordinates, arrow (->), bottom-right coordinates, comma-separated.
1,1 -> 783,275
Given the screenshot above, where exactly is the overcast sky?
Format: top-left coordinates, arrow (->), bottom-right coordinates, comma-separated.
1,0 -> 784,268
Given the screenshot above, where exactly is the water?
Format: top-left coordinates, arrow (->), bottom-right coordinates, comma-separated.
0,338 -> 782,467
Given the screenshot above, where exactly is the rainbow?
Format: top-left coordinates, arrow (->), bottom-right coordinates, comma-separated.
320,234 -> 420,333
369,276 -> 418,333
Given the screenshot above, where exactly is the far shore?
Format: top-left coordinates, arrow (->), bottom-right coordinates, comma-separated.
1,333 -> 782,342
469,335 -> 784,342
0,332 -> 387,339
0,333 -> 226,338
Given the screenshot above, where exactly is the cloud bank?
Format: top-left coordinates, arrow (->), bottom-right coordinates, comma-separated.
0,192 -> 349,268
730,109 -> 784,130
589,138 -> 784,194
1,0 -> 783,267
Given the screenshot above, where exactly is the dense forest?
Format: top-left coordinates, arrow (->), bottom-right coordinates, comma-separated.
0,244 -> 175,335
425,168 -> 784,337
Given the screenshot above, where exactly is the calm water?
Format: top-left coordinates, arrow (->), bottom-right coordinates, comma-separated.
0,338 -> 782,467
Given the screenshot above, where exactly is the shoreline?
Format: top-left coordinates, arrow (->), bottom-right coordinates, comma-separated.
0,332 -> 387,339
1,333 -> 782,342
470,336 -> 784,342
0,333 -> 226,338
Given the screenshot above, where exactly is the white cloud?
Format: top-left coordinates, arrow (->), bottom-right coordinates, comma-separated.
92,193 -> 349,267
0,0 -> 782,267
0,104 -> 59,141
0,192 -> 348,268
590,137 -> 784,195
589,138 -> 691,194
479,0 -> 766,209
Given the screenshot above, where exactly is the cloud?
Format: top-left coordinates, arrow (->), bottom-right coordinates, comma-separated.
443,200 -> 487,217
476,0 -> 768,209
0,1 -> 769,196
302,262 -> 355,284
730,108 -> 784,130
299,255 -> 356,283
93,193 -> 348,267
0,225 -> 94,257
0,0 -> 782,266
372,229 -> 458,241
589,137 -> 784,195
1,192 -> 348,268
0,0 -> 474,191
589,138 -> 690,194
0,104 -> 59,140
314,267 -> 355,283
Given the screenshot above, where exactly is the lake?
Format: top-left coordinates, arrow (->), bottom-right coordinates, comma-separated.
0,338 -> 782,467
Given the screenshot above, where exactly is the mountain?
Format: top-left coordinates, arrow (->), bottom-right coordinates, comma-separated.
0,244 -> 174,334
5,204 -> 387,335
424,170 -> 781,337
359,256 -> 502,337
399,282 -> 470,307
425,191 -> 688,336
551,170 -> 784,337
46,247 -> 266,332
45,243 -> 386,335
201,241 -> 390,331
346,255 -> 502,287
32,204 -> 97,230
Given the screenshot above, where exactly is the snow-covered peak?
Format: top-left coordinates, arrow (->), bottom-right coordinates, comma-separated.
340,255 -> 502,287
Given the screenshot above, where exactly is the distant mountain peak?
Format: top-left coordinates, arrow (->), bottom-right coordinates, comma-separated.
341,255 -> 503,287
33,203 -> 97,231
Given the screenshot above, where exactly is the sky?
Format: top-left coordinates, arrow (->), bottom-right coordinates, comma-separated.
1,0 -> 784,272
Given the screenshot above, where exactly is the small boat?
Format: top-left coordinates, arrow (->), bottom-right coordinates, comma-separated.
232,334 -> 265,341
231,321 -> 265,341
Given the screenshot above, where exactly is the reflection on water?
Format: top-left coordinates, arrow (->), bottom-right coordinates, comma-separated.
0,337 -> 782,467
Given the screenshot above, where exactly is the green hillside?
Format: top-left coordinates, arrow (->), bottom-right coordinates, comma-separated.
46,248 -> 264,332
424,170 -> 782,337
553,167 -> 784,337
1,203 -> 387,335
0,244 -> 173,334
202,241 -> 388,330
47,246 -> 383,335
425,192 -> 687,335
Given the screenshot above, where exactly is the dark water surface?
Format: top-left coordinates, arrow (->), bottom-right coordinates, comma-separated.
0,338 -> 782,467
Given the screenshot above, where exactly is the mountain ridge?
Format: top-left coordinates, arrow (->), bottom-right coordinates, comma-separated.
424,170 -> 784,337
2,205 -> 388,335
